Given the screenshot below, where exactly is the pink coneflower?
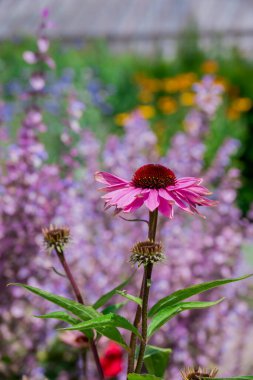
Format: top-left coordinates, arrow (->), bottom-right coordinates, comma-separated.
95,164 -> 216,218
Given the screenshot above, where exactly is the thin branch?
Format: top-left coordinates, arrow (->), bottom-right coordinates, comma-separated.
51,266 -> 67,278
119,216 -> 149,225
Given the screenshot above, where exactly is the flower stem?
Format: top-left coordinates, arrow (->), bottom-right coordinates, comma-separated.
127,277 -> 145,373
135,209 -> 158,373
56,249 -> 84,304
127,209 -> 158,374
56,248 -> 105,380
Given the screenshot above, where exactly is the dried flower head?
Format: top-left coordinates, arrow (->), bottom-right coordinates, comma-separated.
42,225 -> 70,252
181,367 -> 218,380
130,240 -> 164,266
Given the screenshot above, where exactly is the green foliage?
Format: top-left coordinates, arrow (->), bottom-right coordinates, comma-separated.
116,290 -> 143,307
102,302 -> 127,314
143,345 -> 171,377
149,274 -> 252,317
10,283 -> 128,348
148,299 -> 224,337
35,311 -> 81,325
40,338 -> 81,380
93,274 -> 134,309
60,312 -> 141,339
128,374 -> 163,380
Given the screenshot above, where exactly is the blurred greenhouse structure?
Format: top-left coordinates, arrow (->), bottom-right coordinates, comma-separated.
1,0 -> 253,56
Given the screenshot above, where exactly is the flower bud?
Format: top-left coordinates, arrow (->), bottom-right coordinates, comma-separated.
42,225 -> 70,253
130,240 -> 164,266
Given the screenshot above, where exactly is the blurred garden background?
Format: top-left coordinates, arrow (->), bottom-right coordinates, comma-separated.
1,1 -> 253,379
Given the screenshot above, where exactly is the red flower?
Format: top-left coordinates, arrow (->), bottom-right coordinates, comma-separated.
100,342 -> 124,378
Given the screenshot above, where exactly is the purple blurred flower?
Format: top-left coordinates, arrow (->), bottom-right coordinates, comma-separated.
193,75 -> 224,117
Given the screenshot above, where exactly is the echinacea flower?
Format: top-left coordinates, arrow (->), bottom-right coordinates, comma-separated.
100,342 -> 123,379
95,164 -> 216,218
130,240 -> 164,266
180,366 -> 218,380
42,225 -> 70,252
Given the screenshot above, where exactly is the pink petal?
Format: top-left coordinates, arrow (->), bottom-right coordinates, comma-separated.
169,191 -> 191,212
30,73 -> 45,91
37,37 -> 49,53
102,187 -> 131,203
158,197 -> 174,219
95,171 -> 128,186
123,196 -> 147,213
158,188 -> 174,201
188,204 -> 206,219
99,183 -> 129,192
23,51 -> 38,64
116,188 -> 143,208
144,190 -> 159,212
187,185 -> 212,196
169,177 -> 202,190
44,56 -> 56,69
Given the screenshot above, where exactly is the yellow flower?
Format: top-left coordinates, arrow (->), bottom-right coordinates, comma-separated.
177,73 -> 197,91
157,96 -> 177,114
163,78 -> 179,93
232,97 -> 252,112
114,113 -> 129,126
137,105 -> 155,119
163,73 -> 197,93
138,90 -> 153,103
227,107 -> 240,120
180,92 -> 195,106
134,74 -> 161,92
201,60 -> 219,74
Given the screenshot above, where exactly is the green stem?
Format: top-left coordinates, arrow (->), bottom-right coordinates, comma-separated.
127,276 -> 145,373
56,248 -> 104,380
135,209 -> 158,373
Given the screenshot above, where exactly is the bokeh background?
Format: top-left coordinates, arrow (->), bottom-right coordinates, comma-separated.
1,1 -> 253,379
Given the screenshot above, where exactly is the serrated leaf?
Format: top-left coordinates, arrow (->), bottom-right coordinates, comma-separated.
144,345 -> 171,377
148,299 -> 224,337
60,312 -> 141,338
128,374 -> 163,380
149,274 -> 252,317
93,274 -> 134,309
102,302 -> 127,315
116,290 -> 142,307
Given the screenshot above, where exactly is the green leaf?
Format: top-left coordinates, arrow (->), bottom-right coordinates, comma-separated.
35,311 -> 80,325
35,311 -> 95,339
144,345 -> 171,377
148,299 -> 224,337
128,374 -> 163,380
102,302 -> 127,315
10,283 -> 127,349
60,312 -> 141,338
116,290 -> 142,307
93,274 -> 135,309
149,274 -> 252,317
96,325 -> 128,349
10,283 -> 99,321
